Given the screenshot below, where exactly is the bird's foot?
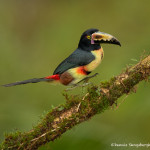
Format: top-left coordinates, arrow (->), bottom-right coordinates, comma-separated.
65,73 -> 99,91
81,73 -> 99,83
65,82 -> 92,91
65,84 -> 78,91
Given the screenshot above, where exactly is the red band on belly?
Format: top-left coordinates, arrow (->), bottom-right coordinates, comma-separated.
77,67 -> 87,75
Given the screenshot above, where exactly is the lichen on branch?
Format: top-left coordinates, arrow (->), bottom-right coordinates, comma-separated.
1,55 -> 150,150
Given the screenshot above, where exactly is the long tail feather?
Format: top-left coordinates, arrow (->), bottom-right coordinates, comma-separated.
2,78 -> 52,87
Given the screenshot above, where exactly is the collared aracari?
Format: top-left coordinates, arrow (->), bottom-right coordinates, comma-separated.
3,28 -> 121,87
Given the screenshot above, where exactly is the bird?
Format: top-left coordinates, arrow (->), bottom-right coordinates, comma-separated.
2,28 -> 121,87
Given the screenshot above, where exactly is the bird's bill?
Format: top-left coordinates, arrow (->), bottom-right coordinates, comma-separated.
91,31 -> 121,46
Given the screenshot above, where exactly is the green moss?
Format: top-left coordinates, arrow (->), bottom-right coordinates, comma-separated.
57,106 -> 65,111
65,95 -> 81,109
1,131 -> 23,149
87,86 -> 99,98
100,77 -> 116,88
100,81 -> 110,88
81,86 -> 109,114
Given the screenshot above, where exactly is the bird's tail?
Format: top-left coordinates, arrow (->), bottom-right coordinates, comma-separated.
2,74 -> 60,87
2,78 -> 52,87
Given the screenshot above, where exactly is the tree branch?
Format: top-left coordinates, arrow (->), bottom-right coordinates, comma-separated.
1,55 -> 150,150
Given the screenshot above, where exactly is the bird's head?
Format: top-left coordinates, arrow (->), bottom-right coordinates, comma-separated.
78,28 -> 121,50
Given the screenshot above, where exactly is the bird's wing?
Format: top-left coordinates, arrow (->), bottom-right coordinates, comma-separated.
53,49 -> 95,75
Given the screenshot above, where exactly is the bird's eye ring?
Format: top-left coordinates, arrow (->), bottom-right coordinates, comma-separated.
86,35 -> 91,39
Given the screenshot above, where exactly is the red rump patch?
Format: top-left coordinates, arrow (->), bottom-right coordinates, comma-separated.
77,67 -> 87,75
45,74 -> 60,80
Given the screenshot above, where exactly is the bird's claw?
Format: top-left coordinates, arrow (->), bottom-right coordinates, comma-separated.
65,82 -> 92,91
65,73 -> 99,91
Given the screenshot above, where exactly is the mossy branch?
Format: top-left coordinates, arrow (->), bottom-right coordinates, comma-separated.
1,55 -> 150,150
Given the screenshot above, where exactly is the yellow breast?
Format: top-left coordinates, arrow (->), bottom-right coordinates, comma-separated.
85,47 -> 104,72
67,67 -> 87,85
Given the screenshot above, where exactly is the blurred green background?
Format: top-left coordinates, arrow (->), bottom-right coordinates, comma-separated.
0,0 -> 150,150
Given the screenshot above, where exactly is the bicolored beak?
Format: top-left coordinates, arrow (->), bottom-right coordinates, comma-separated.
91,31 -> 121,46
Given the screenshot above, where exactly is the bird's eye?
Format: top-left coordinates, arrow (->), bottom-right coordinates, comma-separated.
86,35 -> 91,39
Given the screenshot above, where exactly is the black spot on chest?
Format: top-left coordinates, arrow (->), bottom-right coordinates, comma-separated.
86,71 -> 91,75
